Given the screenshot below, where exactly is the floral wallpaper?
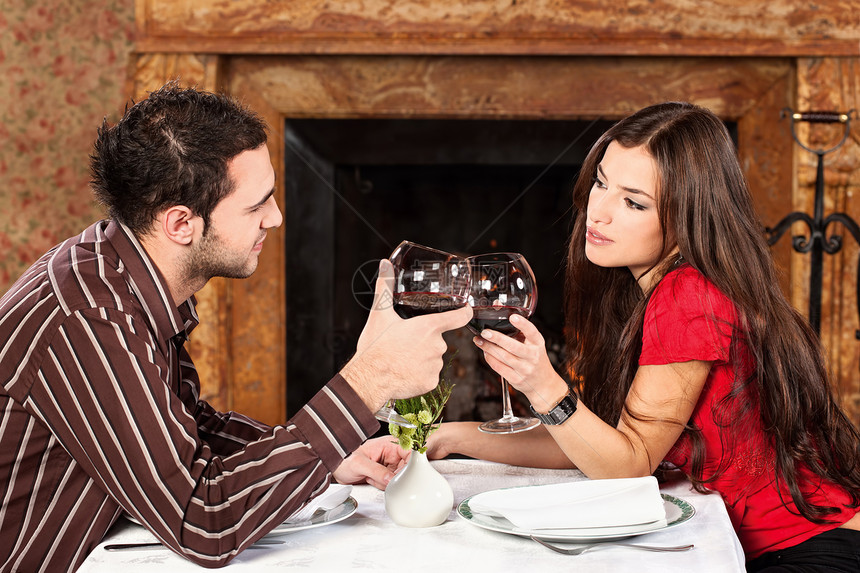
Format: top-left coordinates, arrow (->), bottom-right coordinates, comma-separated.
0,0 -> 135,292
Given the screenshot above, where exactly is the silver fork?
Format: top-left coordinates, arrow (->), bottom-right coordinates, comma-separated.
530,536 -> 694,555
104,539 -> 284,551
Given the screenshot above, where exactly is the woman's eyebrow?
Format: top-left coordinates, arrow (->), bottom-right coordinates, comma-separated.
623,186 -> 654,200
598,164 -> 654,200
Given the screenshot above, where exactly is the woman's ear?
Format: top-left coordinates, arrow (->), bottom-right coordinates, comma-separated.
160,205 -> 200,246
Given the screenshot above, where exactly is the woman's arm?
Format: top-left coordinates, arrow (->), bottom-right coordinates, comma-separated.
540,361 -> 709,477
425,421 -> 575,469
474,314 -> 711,478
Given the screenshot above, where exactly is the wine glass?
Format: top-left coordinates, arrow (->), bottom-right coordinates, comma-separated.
374,240 -> 471,427
466,252 -> 540,434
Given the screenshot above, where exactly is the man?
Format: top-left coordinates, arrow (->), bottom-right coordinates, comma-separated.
0,83 -> 471,571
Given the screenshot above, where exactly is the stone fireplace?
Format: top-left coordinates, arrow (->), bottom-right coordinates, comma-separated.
129,0 -> 860,426
282,116 -> 617,419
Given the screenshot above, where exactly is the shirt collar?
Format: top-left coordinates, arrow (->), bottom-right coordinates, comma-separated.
102,220 -> 199,341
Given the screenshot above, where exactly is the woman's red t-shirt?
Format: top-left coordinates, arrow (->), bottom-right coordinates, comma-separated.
639,265 -> 856,559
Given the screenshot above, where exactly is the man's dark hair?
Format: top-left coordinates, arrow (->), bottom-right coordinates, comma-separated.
90,81 -> 268,236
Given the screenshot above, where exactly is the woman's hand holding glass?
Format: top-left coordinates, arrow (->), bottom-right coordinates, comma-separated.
467,252 -> 541,434
474,312 -> 569,417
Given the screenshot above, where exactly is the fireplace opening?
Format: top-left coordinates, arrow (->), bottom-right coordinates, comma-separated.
283,118 -> 612,420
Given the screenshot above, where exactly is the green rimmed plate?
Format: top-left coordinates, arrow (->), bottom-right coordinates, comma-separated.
458,493 -> 694,543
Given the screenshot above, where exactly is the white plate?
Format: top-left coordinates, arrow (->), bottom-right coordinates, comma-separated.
123,497 -> 359,538
458,493 -> 694,543
265,497 -> 358,537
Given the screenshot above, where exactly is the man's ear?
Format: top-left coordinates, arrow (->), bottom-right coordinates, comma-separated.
160,205 -> 200,246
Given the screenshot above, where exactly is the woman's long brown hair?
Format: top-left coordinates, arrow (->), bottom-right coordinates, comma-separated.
564,102 -> 860,522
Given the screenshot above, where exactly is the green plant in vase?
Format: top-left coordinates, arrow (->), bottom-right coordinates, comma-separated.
388,365 -> 454,454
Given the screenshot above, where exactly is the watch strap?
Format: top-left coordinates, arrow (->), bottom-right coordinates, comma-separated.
529,392 -> 578,425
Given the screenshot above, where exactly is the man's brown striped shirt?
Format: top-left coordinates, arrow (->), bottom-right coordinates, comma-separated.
0,220 -> 378,572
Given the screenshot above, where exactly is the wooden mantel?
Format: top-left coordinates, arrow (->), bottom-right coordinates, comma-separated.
130,1 -> 860,427
135,0 -> 860,56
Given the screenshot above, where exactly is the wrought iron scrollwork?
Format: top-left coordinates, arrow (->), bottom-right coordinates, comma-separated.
765,108 -> 859,339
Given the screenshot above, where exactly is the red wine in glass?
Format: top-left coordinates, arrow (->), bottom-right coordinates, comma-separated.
374,241 -> 470,429
395,292 -> 468,319
468,305 -> 529,336
466,252 -> 539,434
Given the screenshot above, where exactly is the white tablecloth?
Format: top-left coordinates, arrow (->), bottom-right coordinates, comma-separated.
79,459 -> 746,572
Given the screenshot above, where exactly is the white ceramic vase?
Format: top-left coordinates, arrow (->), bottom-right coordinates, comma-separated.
384,451 -> 454,527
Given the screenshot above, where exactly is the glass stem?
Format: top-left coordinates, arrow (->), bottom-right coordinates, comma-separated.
499,377 -> 517,422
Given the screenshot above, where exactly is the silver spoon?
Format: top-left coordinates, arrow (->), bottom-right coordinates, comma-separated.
530,536 -> 694,555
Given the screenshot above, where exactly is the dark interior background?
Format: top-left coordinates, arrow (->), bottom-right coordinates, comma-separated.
283,118 -> 611,419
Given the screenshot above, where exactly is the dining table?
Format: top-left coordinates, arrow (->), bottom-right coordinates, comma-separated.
79,458 -> 746,572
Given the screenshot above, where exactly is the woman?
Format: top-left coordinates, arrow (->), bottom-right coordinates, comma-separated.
428,102 -> 860,570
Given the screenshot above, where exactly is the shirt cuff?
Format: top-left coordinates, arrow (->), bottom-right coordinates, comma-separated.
291,374 -> 380,472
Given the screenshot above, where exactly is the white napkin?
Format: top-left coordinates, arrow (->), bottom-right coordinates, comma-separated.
468,476 -> 665,530
285,484 -> 352,524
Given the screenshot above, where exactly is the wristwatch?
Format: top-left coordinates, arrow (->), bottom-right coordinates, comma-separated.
529,391 -> 578,425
